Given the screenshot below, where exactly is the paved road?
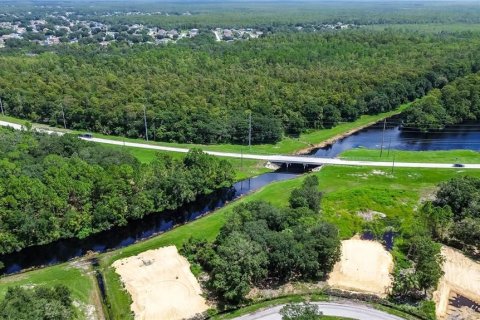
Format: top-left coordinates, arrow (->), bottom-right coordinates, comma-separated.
2,120 -> 480,169
85,137 -> 480,169
234,302 -> 404,320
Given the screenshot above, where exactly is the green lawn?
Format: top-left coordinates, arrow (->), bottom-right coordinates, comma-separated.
340,148 -> 480,164
0,262 -> 97,319
0,102 -> 409,156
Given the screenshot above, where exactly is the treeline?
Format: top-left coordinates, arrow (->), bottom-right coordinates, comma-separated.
422,176 -> 480,257
402,72 -> 480,131
1,29 -> 480,144
5,1 -> 480,30
0,127 -> 234,255
0,285 -> 76,320
182,176 -> 341,305
96,2 -> 480,30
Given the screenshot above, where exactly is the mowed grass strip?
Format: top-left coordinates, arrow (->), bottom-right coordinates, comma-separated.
0,102 -> 408,156
339,148 -> 480,164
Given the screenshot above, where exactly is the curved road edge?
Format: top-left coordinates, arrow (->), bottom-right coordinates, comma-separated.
233,302 -> 405,320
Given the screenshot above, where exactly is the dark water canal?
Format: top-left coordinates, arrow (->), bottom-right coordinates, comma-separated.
0,172 -> 299,275
312,116 -> 480,157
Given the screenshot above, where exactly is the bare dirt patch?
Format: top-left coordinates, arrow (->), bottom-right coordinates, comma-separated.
327,238 -> 393,298
113,246 -> 208,320
433,246 -> 480,319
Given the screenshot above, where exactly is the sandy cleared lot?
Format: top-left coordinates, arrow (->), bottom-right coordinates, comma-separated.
327,238 -> 394,297
433,246 -> 480,319
113,246 -> 208,320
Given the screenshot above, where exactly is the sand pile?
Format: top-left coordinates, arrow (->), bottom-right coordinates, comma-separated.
113,246 -> 209,320
327,239 -> 394,297
433,246 -> 480,319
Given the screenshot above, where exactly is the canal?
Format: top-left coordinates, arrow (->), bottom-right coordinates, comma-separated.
1,116 -> 480,275
312,116 -> 480,157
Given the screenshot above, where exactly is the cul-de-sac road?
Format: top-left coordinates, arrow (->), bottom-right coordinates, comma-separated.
233,302 -> 404,320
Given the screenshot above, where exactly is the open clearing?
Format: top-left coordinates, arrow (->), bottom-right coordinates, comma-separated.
112,246 -> 208,320
433,246 -> 480,319
327,239 -> 393,297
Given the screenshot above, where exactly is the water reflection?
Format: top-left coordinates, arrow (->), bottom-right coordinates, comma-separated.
313,117 -> 480,157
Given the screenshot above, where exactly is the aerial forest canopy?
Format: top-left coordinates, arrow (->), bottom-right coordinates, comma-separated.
0,128 -> 234,255
402,72 -> 480,131
0,28 -> 480,144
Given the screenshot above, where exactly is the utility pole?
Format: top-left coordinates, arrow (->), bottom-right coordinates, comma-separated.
241,148 -> 243,171
248,111 -> 252,149
391,152 -> 396,174
0,98 -> 5,116
380,118 -> 386,157
60,104 -> 67,129
387,137 -> 392,157
143,105 -> 148,141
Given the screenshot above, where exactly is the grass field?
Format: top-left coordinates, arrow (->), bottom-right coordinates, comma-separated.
0,262 -> 98,319
340,148 -> 480,164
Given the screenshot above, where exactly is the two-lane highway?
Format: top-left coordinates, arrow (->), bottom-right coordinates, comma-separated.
2,120 -> 480,169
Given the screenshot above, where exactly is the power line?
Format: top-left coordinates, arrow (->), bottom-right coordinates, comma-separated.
380,118 -> 386,157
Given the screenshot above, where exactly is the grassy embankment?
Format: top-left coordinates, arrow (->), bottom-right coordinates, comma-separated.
340,148 -> 480,164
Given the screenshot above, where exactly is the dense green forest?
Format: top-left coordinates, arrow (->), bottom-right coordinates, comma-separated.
3,1 -> 480,28
0,285 -> 76,320
402,72 -> 480,131
1,29 -> 479,143
0,127 -> 233,255
182,177 -> 341,305
422,176 -> 480,258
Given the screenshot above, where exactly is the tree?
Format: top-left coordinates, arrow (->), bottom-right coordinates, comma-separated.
289,175 -> 322,212
421,202 -> 453,240
407,236 -> 444,295
209,232 -> 268,304
434,176 -> 480,220
452,217 -> 480,249
280,303 -> 323,320
0,285 -> 75,320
